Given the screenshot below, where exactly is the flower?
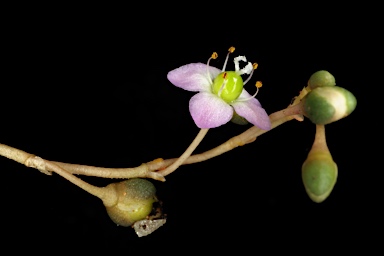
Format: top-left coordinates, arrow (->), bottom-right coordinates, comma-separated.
167,47 -> 271,130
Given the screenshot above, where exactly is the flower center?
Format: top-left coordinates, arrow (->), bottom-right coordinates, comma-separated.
207,47 -> 262,103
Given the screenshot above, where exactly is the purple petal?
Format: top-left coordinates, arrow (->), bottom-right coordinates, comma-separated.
167,63 -> 221,92
231,98 -> 271,130
189,92 -> 233,128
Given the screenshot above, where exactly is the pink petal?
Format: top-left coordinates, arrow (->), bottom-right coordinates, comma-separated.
167,63 -> 221,92
231,98 -> 271,130
189,92 -> 233,128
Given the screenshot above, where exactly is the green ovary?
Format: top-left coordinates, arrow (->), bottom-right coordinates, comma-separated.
212,71 -> 243,102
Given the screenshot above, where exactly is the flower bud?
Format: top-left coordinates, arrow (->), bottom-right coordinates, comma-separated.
302,149 -> 338,203
302,125 -> 338,203
308,70 -> 336,89
303,86 -> 357,125
104,178 -> 157,227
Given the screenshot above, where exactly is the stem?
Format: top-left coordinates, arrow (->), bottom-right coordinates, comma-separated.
0,144 -> 117,206
312,124 -> 328,152
0,143 -> 33,165
149,115 -> 290,170
158,128 -> 209,176
51,162 -> 165,181
0,101 -> 304,179
44,161 -> 117,207
148,102 -> 304,171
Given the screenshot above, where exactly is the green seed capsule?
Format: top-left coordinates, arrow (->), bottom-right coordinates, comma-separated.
302,151 -> 338,203
303,86 -> 357,125
105,178 -> 157,227
308,70 -> 336,89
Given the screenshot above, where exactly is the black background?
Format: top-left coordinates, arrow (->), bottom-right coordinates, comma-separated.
1,4 -> 376,253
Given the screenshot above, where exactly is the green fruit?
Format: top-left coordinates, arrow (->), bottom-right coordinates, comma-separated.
105,179 -> 157,227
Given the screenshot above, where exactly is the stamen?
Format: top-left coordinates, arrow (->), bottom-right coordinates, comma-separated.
251,81 -> 262,98
218,78 -> 228,97
237,81 -> 263,102
208,52 -> 218,64
222,46 -> 235,72
243,63 -> 258,85
206,52 -> 218,80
